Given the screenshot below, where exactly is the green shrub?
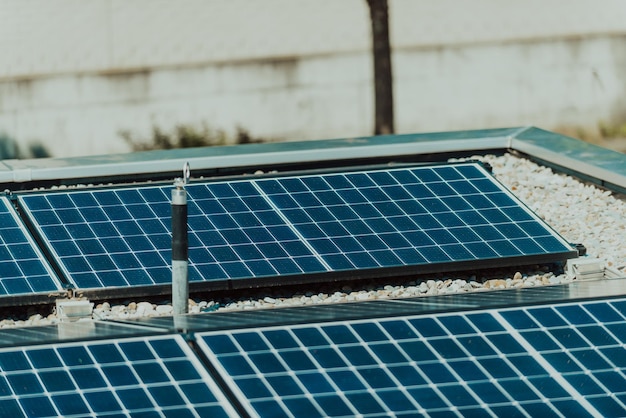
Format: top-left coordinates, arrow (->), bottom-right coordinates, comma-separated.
120,123 -> 264,151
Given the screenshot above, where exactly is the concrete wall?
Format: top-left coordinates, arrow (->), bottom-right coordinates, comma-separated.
1,0 -> 626,157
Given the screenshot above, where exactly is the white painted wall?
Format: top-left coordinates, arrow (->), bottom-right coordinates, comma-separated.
1,0 -> 626,157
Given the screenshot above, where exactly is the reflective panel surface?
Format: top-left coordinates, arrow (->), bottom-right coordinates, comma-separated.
0,197 -> 62,296
19,163 -> 576,290
0,335 -> 237,417
198,297 -> 626,417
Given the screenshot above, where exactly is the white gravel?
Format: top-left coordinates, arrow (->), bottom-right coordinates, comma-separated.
3,153 -> 626,327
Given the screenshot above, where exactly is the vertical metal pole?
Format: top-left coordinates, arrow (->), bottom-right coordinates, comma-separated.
172,163 -> 190,315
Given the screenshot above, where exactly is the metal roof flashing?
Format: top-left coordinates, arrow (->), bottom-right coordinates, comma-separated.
0,126 -> 624,194
511,127 -> 626,193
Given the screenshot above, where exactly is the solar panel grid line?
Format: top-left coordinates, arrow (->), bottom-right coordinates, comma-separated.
515,304 -> 626,414
262,173 -> 389,270
108,338 -> 184,413
518,301 -> 626,414
258,174 -> 376,271
48,343 -> 123,418
492,310 -> 604,418
200,324 -> 376,416
256,165 -> 540,270
20,189 -> 178,291
200,331 -> 366,416
311,323 -> 423,416
249,179 -> 333,273
0,335 -> 238,417
201,320 -> 489,416
67,192 -> 130,290
0,197 -> 62,297
198,330 -> 302,416
522,305 -> 612,354
384,315 -> 554,416
324,169 -> 437,267
222,329 -> 293,414
580,301 -> 626,349
333,170 -> 414,267
395,167 -> 493,264
18,162 -> 576,292
342,321 -> 451,415
343,168 -> 454,267
90,188 -> 171,287
396,165 -> 480,258
178,183 -> 243,282
456,165 -> 568,252
265,170 -> 409,268
404,315 -> 525,414
336,165 -> 556,262
292,340 -> 366,418
196,298 -> 626,417
188,184 -> 249,281
442,180 -> 543,259
23,192 -> 146,285
187,180 -> 326,281
228,330 -> 376,417
361,322 -> 448,412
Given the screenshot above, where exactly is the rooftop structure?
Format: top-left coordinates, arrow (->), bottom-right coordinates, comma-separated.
0,127 -> 625,416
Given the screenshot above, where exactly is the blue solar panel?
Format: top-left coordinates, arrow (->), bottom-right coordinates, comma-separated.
0,197 -> 62,296
0,335 -> 237,417
197,297 -> 626,417
19,163 -> 575,290
19,182 -> 323,290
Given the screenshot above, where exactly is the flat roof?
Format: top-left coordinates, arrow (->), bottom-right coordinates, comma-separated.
1,126 -> 625,193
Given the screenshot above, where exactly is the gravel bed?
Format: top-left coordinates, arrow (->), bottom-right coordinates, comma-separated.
3,153 -> 625,327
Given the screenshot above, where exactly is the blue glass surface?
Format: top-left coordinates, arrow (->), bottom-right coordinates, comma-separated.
590,298 -> 626,323
0,336 -> 237,416
577,325 -> 618,347
0,198 -> 62,296
500,310 -> 540,329
19,162 -> 574,291
220,355 -> 254,376
549,328 -> 589,349
574,350 -> 611,370
520,330 -> 561,351
197,298 -> 626,417
450,360 -> 487,381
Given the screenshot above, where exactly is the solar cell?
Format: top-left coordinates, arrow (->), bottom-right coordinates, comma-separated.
0,197 -> 62,297
0,335 -> 237,417
19,162 -> 576,291
197,298 -> 626,417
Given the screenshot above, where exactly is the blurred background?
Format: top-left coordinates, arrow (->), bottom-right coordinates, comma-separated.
1,0 -> 626,158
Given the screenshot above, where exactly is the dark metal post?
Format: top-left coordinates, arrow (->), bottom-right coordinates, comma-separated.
172,162 -> 190,315
367,0 -> 394,135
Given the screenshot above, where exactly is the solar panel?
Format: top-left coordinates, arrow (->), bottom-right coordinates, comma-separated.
197,297 -> 626,417
0,197 -> 62,297
18,182 -> 320,291
118,278 -> 626,334
0,335 -> 238,417
18,162 -> 576,292
0,321 -> 165,349
253,163 -> 575,271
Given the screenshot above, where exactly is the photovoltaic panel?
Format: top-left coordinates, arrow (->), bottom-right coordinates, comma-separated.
117,278 -> 626,334
197,297 -> 626,417
253,163 -> 575,272
18,182 -> 322,290
0,335 -> 237,417
0,197 -> 62,297
18,162 -> 576,291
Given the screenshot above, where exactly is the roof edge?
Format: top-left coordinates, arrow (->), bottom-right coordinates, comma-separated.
1,126 -> 624,192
